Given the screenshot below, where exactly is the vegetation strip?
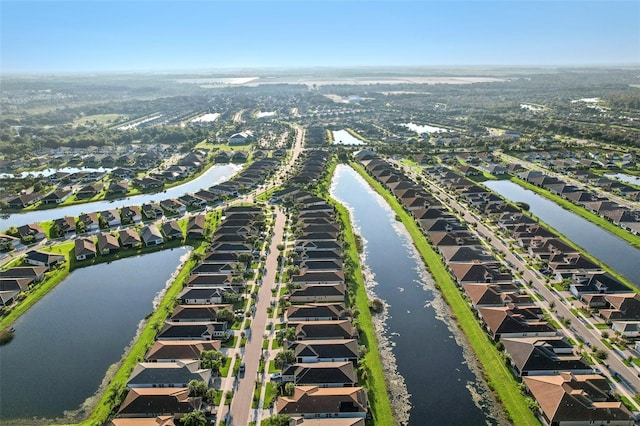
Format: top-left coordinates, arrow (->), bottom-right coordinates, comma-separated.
511,176 -> 640,249
320,159 -> 393,425
350,161 -> 539,425
81,239 -> 207,425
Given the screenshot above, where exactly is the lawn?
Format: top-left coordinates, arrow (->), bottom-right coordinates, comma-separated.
350,162 -> 539,425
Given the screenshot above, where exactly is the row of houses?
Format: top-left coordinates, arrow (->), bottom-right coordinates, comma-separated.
272,187 -> 367,423
109,206 -> 265,422
0,249 -> 65,310
199,157 -> 281,200
358,153 -> 634,426
519,170 -> 640,235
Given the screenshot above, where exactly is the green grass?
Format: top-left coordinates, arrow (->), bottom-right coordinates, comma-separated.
331,197 -> 394,426
594,323 -> 610,330
350,162 -> 539,425
219,357 -> 233,377
511,176 -> 640,249
264,382 -> 278,408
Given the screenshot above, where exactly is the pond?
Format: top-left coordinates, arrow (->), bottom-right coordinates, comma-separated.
0,247 -> 191,423
331,164 -> 501,425
332,129 -> 365,145
484,180 -> 640,287
401,122 -> 449,134
0,163 -> 240,231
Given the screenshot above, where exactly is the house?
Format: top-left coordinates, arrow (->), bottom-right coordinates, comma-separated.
76,182 -> 104,198
97,232 -> 120,255
178,194 -> 207,209
281,361 -> 357,387
121,206 -> 142,224
100,209 -> 122,228
145,340 -> 221,362
0,266 -> 47,281
116,388 -> 200,419
290,320 -> 357,340
170,304 -> 233,323
156,321 -> 228,341
228,131 -> 252,145
160,199 -> 186,216
79,212 -> 100,233
119,228 -> 142,248
523,373 -> 634,426
570,273 -> 630,298
75,237 -> 97,261
126,360 -> 212,388
40,189 -> 72,204
17,223 -> 46,241
54,216 -> 77,238
477,306 -> 556,340
291,271 -> 345,286
286,303 -> 350,322
276,386 -> 367,419
108,180 -> 130,195
287,339 -> 359,364
161,221 -> 183,240
186,215 -> 205,239
142,203 -> 163,220
23,250 -> 64,267
611,321 -> 640,338
449,263 -> 512,285
0,277 -> 33,293
501,337 -> 591,377
177,286 -> 235,305
7,193 -> 43,208
140,225 -> 164,246
289,284 -> 346,303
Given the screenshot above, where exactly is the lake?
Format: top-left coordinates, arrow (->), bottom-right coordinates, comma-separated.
0,167 -> 113,179
0,247 -> 191,422
402,122 -> 449,134
484,180 -> 640,287
0,163 -> 240,231
332,129 -> 365,145
331,164 -> 501,425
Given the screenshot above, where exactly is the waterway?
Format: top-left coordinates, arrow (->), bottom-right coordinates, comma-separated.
0,163 -> 240,231
0,247 -> 191,423
484,180 -> 640,286
331,164 -> 501,425
332,129 -> 365,145
606,173 -> 640,187
0,167 -> 113,179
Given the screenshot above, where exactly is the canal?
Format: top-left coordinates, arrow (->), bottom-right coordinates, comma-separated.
0,247 -> 191,423
0,163 -> 241,231
331,165 -> 501,425
484,180 -> 640,286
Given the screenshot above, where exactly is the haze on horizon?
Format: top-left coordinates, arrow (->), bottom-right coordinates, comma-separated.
1,0 -> 639,74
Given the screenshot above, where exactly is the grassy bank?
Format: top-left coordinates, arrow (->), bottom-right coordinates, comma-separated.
80,239 -> 206,425
350,162 -> 539,425
318,159 -> 393,424
511,176 -> 640,249
345,128 -> 369,143
332,200 -> 394,425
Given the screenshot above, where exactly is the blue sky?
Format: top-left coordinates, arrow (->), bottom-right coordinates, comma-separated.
1,0 -> 639,73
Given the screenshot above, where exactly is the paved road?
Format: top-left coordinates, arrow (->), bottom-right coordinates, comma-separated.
396,160 -> 640,407
228,207 -> 286,425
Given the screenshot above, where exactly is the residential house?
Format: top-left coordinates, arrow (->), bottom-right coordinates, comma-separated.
144,340 -> 221,362
101,209 -> 122,228
97,233 -> 120,255
186,215 -> 205,239
276,386 -> 367,419
126,360 -> 211,388
161,221 -> 183,240
40,189 -> 72,205
523,373 -> 634,426
502,337 -> 591,377
79,212 -> 100,233
119,228 -> 142,248
140,225 -> 164,246
23,250 -> 64,267
116,388 -> 200,419
287,339 -> 359,364
17,223 -> 46,241
281,361 -> 357,388
75,237 -> 97,261
121,206 -> 142,224
156,321 -> 228,341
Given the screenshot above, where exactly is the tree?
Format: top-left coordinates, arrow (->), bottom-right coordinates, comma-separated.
216,308 -> 235,324
274,349 -> 295,368
263,414 -> 291,426
200,350 -> 225,372
284,382 -> 295,396
188,380 -> 209,398
180,410 -> 207,426
275,327 -> 296,346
